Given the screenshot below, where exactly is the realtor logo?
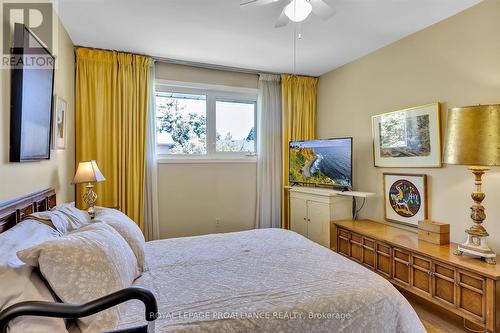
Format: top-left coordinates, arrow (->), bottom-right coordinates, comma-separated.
1,0 -> 55,69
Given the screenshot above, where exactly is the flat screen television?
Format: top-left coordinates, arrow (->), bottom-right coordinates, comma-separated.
289,137 -> 353,190
10,23 -> 55,162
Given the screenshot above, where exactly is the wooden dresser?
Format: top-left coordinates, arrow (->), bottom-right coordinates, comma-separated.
332,220 -> 500,333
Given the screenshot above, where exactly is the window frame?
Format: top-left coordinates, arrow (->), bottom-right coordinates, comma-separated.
155,80 -> 258,162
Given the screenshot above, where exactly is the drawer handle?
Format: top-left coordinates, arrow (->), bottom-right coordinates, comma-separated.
406,262 -> 412,267
455,281 -> 460,287
427,271 -> 435,277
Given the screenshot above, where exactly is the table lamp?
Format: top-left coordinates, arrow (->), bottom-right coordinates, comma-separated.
443,104 -> 500,265
73,160 -> 106,218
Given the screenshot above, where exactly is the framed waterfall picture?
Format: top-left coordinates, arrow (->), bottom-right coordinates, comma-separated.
372,103 -> 441,167
383,173 -> 428,227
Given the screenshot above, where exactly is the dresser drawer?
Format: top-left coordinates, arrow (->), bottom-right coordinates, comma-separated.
393,248 -> 411,286
432,261 -> 456,307
338,229 -> 349,239
362,237 -> 376,270
351,233 -> 363,244
363,237 -> 375,249
410,254 -> 432,296
337,229 -> 350,256
350,235 -> 363,262
456,270 -> 486,321
375,242 -> 391,278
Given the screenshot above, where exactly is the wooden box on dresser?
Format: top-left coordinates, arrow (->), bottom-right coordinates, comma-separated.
332,220 -> 500,333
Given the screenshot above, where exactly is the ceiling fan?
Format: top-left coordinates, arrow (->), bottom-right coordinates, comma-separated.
240,0 -> 335,27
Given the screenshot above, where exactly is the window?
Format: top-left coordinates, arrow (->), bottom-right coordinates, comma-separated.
155,84 -> 257,158
156,92 -> 207,154
216,100 -> 256,153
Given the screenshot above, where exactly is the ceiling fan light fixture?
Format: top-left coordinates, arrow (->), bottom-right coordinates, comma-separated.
284,0 -> 312,22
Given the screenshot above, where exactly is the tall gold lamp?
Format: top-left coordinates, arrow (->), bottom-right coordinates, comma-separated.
443,104 -> 500,264
73,160 -> 106,218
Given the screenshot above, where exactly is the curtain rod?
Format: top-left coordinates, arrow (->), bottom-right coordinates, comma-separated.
74,45 -> 279,76
74,45 -> 152,59
153,56 -> 316,78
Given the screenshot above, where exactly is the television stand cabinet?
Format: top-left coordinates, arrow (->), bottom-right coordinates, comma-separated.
332,220 -> 500,333
288,186 -> 375,247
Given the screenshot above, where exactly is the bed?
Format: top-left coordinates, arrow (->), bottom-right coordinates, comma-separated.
0,189 -> 426,333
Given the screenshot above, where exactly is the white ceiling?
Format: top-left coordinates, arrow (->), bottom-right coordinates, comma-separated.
57,0 -> 480,76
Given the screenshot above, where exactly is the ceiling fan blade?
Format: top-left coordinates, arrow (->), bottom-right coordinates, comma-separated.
240,0 -> 280,7
275,8 -> 289,28
310,0 -> 336,20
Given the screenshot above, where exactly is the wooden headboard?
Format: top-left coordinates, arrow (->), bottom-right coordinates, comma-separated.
0,188 -> 56,234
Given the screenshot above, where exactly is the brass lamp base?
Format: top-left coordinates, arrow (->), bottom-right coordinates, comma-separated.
454,167 -> 496,265
83,182 -> 98,219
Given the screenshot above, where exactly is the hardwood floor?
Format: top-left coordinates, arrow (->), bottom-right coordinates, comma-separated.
402,290 -> 470,333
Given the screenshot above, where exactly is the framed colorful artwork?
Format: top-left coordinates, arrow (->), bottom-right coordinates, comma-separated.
372,103 -> 441,167
383,173 -> 428,227
53,95 -> 67,150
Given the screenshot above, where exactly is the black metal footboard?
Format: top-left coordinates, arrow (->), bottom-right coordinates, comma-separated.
0,286 -> 158,333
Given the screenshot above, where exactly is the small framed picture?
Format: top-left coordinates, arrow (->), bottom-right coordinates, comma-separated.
383,173 -> 428,227
372,103 -> 441,168
53,95 -> 67,150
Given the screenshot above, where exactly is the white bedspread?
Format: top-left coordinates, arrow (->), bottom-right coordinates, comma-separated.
117,229 -> 426,333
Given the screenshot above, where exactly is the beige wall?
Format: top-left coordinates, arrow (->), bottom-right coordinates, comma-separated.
0,16 -> 75,203
155,62 -> 258,239
156,62 -> 258,88
317,0 -> 500,252
158,163 -> 257,238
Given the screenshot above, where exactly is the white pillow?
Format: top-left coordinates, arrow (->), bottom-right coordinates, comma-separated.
94,207 -> 146,272
28,210 -> 82,234
8,273 -> 69,333
17,223 -> 139,333
28,202 -> 90,234
51,202 -> 91,230
0,220 -> 68,333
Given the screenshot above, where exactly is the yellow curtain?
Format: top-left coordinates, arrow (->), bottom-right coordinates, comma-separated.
281,74 -> 318,229
75,47 -> 151,231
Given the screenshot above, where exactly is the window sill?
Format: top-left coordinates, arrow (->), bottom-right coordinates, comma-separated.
157,155 -> 257,164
